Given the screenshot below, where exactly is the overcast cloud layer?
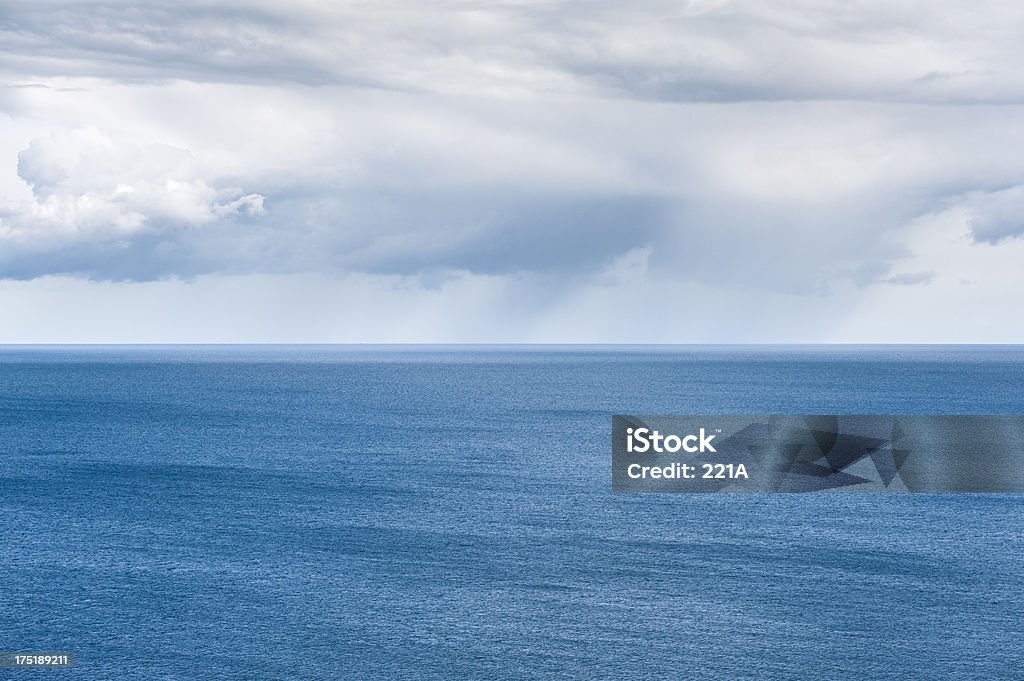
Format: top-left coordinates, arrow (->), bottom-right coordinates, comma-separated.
1,1 -> 1023,341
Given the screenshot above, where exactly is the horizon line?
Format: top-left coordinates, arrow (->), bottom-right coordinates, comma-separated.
2,342 -> 1023,348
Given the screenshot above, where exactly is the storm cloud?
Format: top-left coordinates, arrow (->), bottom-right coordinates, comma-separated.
1,1 -> 1023,340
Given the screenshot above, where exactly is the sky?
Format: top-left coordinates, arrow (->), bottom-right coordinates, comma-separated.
1,0 -> 1023,343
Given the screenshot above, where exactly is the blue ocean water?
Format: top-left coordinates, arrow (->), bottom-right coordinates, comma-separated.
1,345 -> 1022,680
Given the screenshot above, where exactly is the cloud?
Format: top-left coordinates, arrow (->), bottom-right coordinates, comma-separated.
4,1 -> 1024,103
834,203 -> 1024,342
0,128 -> 264,278
882,271 -> 934,286
2,2 -> 1024,341
965,185 -> 1024,243
4,89 -> 1024,287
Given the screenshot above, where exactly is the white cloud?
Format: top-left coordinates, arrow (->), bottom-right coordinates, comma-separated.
0,128 -> 264,277
12,128 -> 263,234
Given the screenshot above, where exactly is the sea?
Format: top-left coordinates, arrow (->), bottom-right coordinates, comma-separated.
1,345 -> 1022,680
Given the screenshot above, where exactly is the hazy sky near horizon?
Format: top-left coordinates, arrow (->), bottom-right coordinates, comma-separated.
2,0 -> 1024,342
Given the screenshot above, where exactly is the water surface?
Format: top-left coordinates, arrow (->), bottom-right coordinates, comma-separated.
1,346 -> 1022,679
